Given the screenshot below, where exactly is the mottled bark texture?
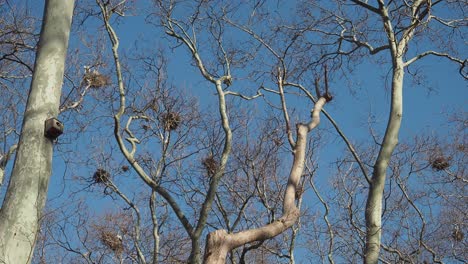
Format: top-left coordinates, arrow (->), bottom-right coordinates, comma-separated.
0,1 -> 75,263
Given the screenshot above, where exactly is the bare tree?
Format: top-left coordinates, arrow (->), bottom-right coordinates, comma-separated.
311,1 -> 466,262
88,1 -> 332,262
8,1 -> 463,263
87,1 -> 467,263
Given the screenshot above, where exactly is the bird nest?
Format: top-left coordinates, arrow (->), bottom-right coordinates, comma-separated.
295,185 -> 304,199
159,112 -> 181,131
93,168 -> 110,184
100,230 -> 123,253
452,229 -> 464,242
202,155 -> 218,176
430,156 -> 450,171
84,71 -> 110,88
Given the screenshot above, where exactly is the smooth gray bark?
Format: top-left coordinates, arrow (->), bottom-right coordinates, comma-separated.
362,1 -> 419,262
364,64 -> 403,264
0,1 -> 75,263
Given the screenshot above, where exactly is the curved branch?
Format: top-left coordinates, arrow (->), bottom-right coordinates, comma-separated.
97,0 -> 157,191
97,0 -> 195,241
285,81 -> 371,183
164,19 -> 217,83
404,51 -> 467,79
278,72 -> 296,149
308,165 -> 335,264
224,90 -> 263,100
106,180 -> 147,264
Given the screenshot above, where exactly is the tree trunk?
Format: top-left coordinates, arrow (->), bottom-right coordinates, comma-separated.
364,62 -> 404,264
0,1 -> 75,263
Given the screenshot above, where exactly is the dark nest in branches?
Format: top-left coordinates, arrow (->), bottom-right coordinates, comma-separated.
202,155 -> 218,176
295,185 -> 304,200
121,165 -> 129,172
430,156 -> 450,171
159,112 -> 181,131
272,138 -> 283,146
452,228 -> 464,242
83,71 -> 110,88
100,230 -> 123,254
93,168 -> 110,184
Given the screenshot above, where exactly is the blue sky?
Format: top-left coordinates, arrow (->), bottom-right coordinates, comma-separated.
1,0 -> 466,262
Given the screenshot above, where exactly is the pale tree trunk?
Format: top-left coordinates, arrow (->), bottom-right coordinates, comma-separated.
362,0 -> 428,261
364,62 -> 403,264
363,22 -> 405,264
0,1 -> 75,263
346,1 -> 465,257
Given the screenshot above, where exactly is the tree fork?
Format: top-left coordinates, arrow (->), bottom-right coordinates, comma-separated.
203,98 -> 327,263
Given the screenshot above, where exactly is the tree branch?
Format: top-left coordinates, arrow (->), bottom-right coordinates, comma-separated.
349,0 -> 381,15
285,81 -> 371,183
404,51 -> 467,79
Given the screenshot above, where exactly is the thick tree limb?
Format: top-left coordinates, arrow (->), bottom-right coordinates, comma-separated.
203,97 -> 327,264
